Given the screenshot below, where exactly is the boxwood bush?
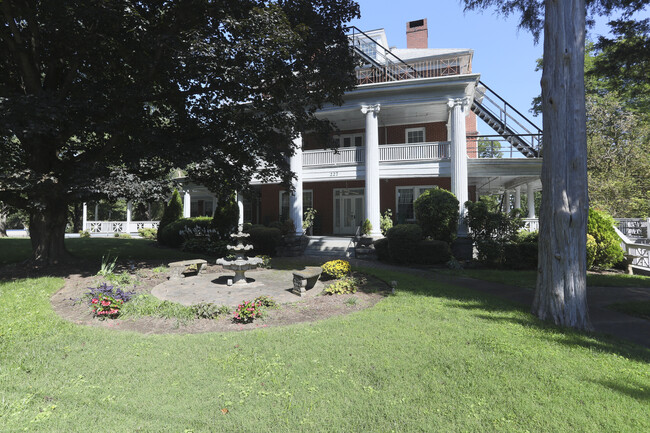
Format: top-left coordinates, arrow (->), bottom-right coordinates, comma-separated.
414,240 -> 451,264
248,226 -> 282,256
158,217 -> 213,248
414,188 -> 459,243
587,208 -> 624,269
386,224 -> 422,264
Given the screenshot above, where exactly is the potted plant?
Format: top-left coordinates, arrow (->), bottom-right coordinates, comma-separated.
302,208 -> 317,236
359,218 -> 374,246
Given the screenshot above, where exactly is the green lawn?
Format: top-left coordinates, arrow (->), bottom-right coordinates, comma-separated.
0,237 -> 205,266
609,300 -> 650,321
1,269 -> 649,431
436,268 -> 650,289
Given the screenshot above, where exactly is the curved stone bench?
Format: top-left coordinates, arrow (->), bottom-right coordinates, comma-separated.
168,259 -> 207,280
292,266 -> 322,297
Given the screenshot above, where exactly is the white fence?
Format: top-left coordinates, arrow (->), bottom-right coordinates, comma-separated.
614,226 -> 650,272
85,221 -> 159,234
522,218 -> 539,232
615,218 -> 649,242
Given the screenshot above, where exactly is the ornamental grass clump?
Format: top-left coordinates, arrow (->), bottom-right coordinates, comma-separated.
321,259 -> 351,280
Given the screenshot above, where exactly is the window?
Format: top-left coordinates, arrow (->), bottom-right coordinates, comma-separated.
358,40 -> 377,60
333,134 -> 364,148
280,190 -> 313,221
406,127 -> 426,144
396,186 -> 436,222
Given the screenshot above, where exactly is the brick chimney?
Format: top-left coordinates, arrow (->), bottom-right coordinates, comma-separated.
406,18 -> 428,49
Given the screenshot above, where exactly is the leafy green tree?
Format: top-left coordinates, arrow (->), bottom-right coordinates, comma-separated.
463,0 -> 647,330
212,193 -> 239,240
477,137 -> 503,158
0,0 -> 359,264
414,188 -> 459,243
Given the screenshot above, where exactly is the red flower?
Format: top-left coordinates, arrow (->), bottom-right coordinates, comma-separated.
91,298 -> 98,304
101,300 -> 111,307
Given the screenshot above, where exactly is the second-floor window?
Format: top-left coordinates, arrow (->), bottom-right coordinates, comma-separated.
333,134 -> 364,148
406,127 -> 426,144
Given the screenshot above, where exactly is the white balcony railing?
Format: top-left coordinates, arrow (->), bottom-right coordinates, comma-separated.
86,221 -> 159,234
522,218 -> 539,232
302,142 -> 450,167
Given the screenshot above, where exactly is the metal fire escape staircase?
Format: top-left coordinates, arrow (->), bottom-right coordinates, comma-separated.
346,28 -> 542,158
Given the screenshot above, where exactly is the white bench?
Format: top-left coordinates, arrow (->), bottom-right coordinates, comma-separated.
168,259 -> 208,280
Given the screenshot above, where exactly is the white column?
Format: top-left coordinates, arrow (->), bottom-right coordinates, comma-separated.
126,201 -> 132,233
514,186 -> 521,210
236,192 -> 245,229
361,104 -> 382,237
527,183 -> 536,218
82,203 -> 87,232
502,190 -> 510,213
183,191 -> 191,218
94,204 -> 99,221
448,98 -> 469,236
289,135 -> 304,236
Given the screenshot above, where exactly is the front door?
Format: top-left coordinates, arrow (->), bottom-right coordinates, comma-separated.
334,188 -> 364,235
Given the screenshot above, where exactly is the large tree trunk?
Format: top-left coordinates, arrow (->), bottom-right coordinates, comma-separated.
29,201 -> 71,265
532,0 -> 591,330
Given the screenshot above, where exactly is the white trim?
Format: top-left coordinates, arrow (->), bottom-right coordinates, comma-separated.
395,185 -> 436,222
405,127 -> 426,143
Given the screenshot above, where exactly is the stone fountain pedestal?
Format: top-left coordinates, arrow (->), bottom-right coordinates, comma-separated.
216,228 -> 262,285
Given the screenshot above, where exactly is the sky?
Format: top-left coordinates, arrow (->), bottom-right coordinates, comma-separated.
349,0 -> 650,132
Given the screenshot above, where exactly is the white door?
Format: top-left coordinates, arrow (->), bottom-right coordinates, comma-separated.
334,189 -> 364,235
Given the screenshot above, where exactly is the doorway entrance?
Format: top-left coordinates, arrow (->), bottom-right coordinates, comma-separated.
333,188 -> 364,235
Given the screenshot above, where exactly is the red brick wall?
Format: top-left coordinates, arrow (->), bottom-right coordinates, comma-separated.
304,180 -> 364,235
259,184 -> 282,225
465,112 -> 478,158
406,19 -> 428,49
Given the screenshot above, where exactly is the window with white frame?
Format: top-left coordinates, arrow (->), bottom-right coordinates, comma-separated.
405,127 -> 426,144
396,185 -> 437,222
280,190 -> 313,222
333,133 -> 364,148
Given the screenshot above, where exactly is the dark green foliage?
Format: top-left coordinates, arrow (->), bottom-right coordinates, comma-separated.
138,228 -> 157,240
466,200 -> 524,266
248,227 -> 282,256
158,217 -> 213,248
157,190 -> 183,242
181,238 -> 228,257
212,194 -> 239,240
0,1 -> 360,263
386,224 -> 423,264
414,240 -> 451,265
586,234 -> 597,270
373,238 -> 390,262
503,232 -> 539,270
414,189 -> 459,243
587,209 -> 624,268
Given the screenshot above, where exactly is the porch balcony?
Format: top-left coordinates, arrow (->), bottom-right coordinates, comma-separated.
302,142 -> 450,167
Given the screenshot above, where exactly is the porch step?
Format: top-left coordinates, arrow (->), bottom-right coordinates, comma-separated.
303,236 -> 356,258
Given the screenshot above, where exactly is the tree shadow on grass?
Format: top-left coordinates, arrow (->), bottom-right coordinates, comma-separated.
359,265 -> 650,364
591,379 -> 650,401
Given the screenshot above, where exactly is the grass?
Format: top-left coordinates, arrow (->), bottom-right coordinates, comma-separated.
609,300 -> 650,321
1,269 -> 649,432
436,268 -> 650,289
0,237 -> 207,265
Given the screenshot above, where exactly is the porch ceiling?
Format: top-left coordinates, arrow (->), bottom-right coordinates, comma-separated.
316,74 -> 480,131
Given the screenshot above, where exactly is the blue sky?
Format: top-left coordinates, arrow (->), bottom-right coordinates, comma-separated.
350,0 -> 649,132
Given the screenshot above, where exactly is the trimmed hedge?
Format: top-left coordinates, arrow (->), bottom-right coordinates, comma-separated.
414,240 -> 451,264
181,238 -> 229,256
158,217 -> 213,248
414,188 -> 459,243
248,227 -> 282,256
373,238 -> 390,262
386,224 -> 422,264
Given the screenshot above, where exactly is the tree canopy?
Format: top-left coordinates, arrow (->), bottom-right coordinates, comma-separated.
0,0 -> 360,263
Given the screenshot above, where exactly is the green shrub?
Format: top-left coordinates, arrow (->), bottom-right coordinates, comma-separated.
248,226 -> 282,256
157,189 -> 183,242
588,208 -> 624,269
281,218 -> 295,236
158,217 -> 213,248
414,240 -> 451,264
321,259 -> 351,279
79,230 -> 91,238
254,295 -> 278,308
503,242 -> 538,270
380,209 -> 394,236
586,234 -> 597,270
386,224 -> 422,264
138,228 -> 157,240
212,193 -> 239,239
117,233 -> 132,239
324,277 -> 360,295
191,303 -> 230,319
414,188 -> 459,243
233,300 -> 264,323
373,238 -> 390,262
466,200 -> 524,266
181,238 -> 229,256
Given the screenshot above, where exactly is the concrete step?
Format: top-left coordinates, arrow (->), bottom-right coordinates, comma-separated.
304,236 -> 356,258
